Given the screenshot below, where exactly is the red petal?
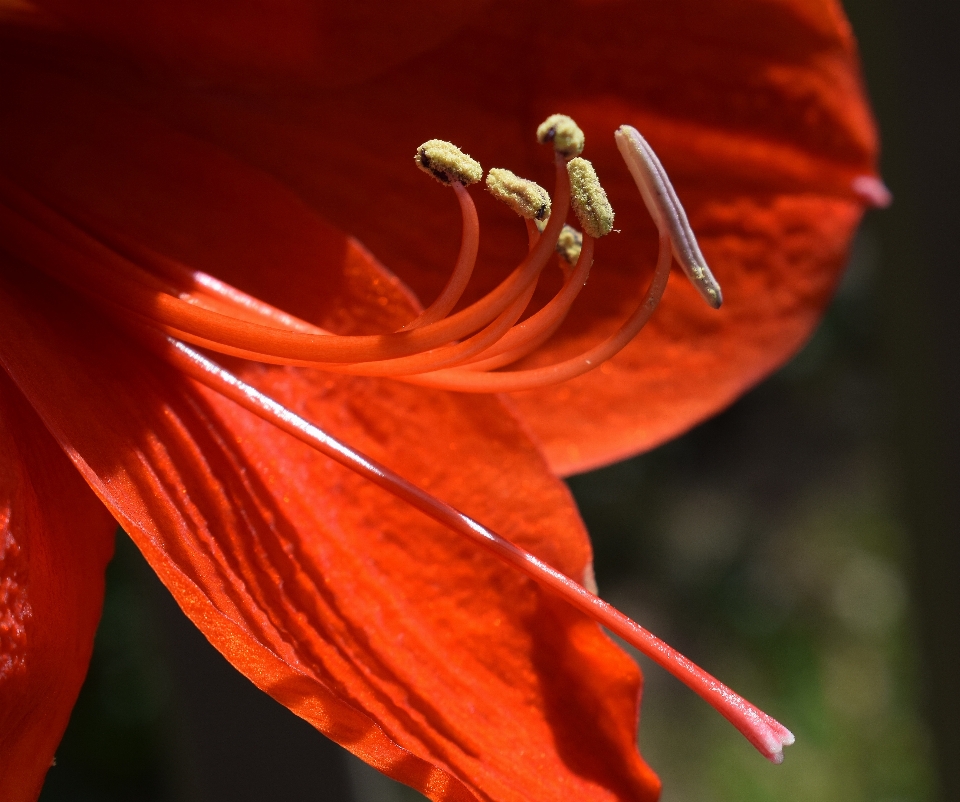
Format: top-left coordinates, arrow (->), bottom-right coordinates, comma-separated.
2,2 -> 879,474
0,266 -> 658,800
46,0 -> 874,474
502,1 -> 880,473
0,4 -> 877,784
0,369 -> 115,801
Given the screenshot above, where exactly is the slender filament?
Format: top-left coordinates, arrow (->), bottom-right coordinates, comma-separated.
401,181 -> 480,329
0,160 -> 571,365
402,232 -> 671,392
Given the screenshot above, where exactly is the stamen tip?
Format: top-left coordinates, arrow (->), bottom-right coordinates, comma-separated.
567,157 -> 614,238
415,140 -> 482,186
556,224 -> 583,265
486,168 -> 551,221
703,280 -> 723,309
537,114 -> 585,158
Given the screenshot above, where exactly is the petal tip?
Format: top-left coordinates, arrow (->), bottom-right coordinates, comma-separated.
852,175 -> 893,209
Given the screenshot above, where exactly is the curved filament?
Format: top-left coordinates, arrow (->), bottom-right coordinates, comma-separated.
455,236 -> 594,370
401,232 -> 672,392
401,182 -> 480,330
0,159 -> 571,365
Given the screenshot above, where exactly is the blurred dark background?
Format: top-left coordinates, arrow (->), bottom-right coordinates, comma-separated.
38,1 -> 959,800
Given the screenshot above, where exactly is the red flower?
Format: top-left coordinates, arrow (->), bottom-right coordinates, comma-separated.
0,1 -> 882,800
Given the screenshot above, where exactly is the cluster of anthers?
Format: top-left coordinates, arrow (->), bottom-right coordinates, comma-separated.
0,115 -> 793,763
398,115 -> 724,392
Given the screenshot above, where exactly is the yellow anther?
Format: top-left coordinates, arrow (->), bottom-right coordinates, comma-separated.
485,168 -> 551,221
415,140 -> 483,186
555,225 -> 583,265
536,114 -> 585,158
567,157 -> 614,238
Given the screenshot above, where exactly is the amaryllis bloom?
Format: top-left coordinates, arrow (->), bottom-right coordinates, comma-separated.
0,1 -> 884,800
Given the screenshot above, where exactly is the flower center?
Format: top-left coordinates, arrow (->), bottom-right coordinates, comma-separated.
0,115 -> 797,763
0,116 -> 719,394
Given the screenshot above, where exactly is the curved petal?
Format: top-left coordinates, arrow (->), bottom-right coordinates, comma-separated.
43,0 -> 875,474
0,260 -> 658,800
0,369 -> 116,801
500,0 -> 880,473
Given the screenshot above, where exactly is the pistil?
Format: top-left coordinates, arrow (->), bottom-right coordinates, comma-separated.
615,125 -> 723,308
138,326 -> 793,765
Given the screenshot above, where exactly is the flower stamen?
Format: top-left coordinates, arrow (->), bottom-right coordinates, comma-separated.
404,142 -> 483,329
555,224 -> 583,266
0,116 -> 723,394
536,114 -> 586,159
485,168 -> 551,222
615,125 -> 723,308
456,233 -> 593,371
414,139 -> 483,186
0,158 -> 571,365
567,157 -> 614,238
402,230 -> 669,392
322,276 -> 541,377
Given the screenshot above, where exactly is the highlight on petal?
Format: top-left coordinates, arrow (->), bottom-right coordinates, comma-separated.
0,370 -> 116,802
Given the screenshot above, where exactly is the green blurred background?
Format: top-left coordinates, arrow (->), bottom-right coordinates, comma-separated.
38,0 -> 959,800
